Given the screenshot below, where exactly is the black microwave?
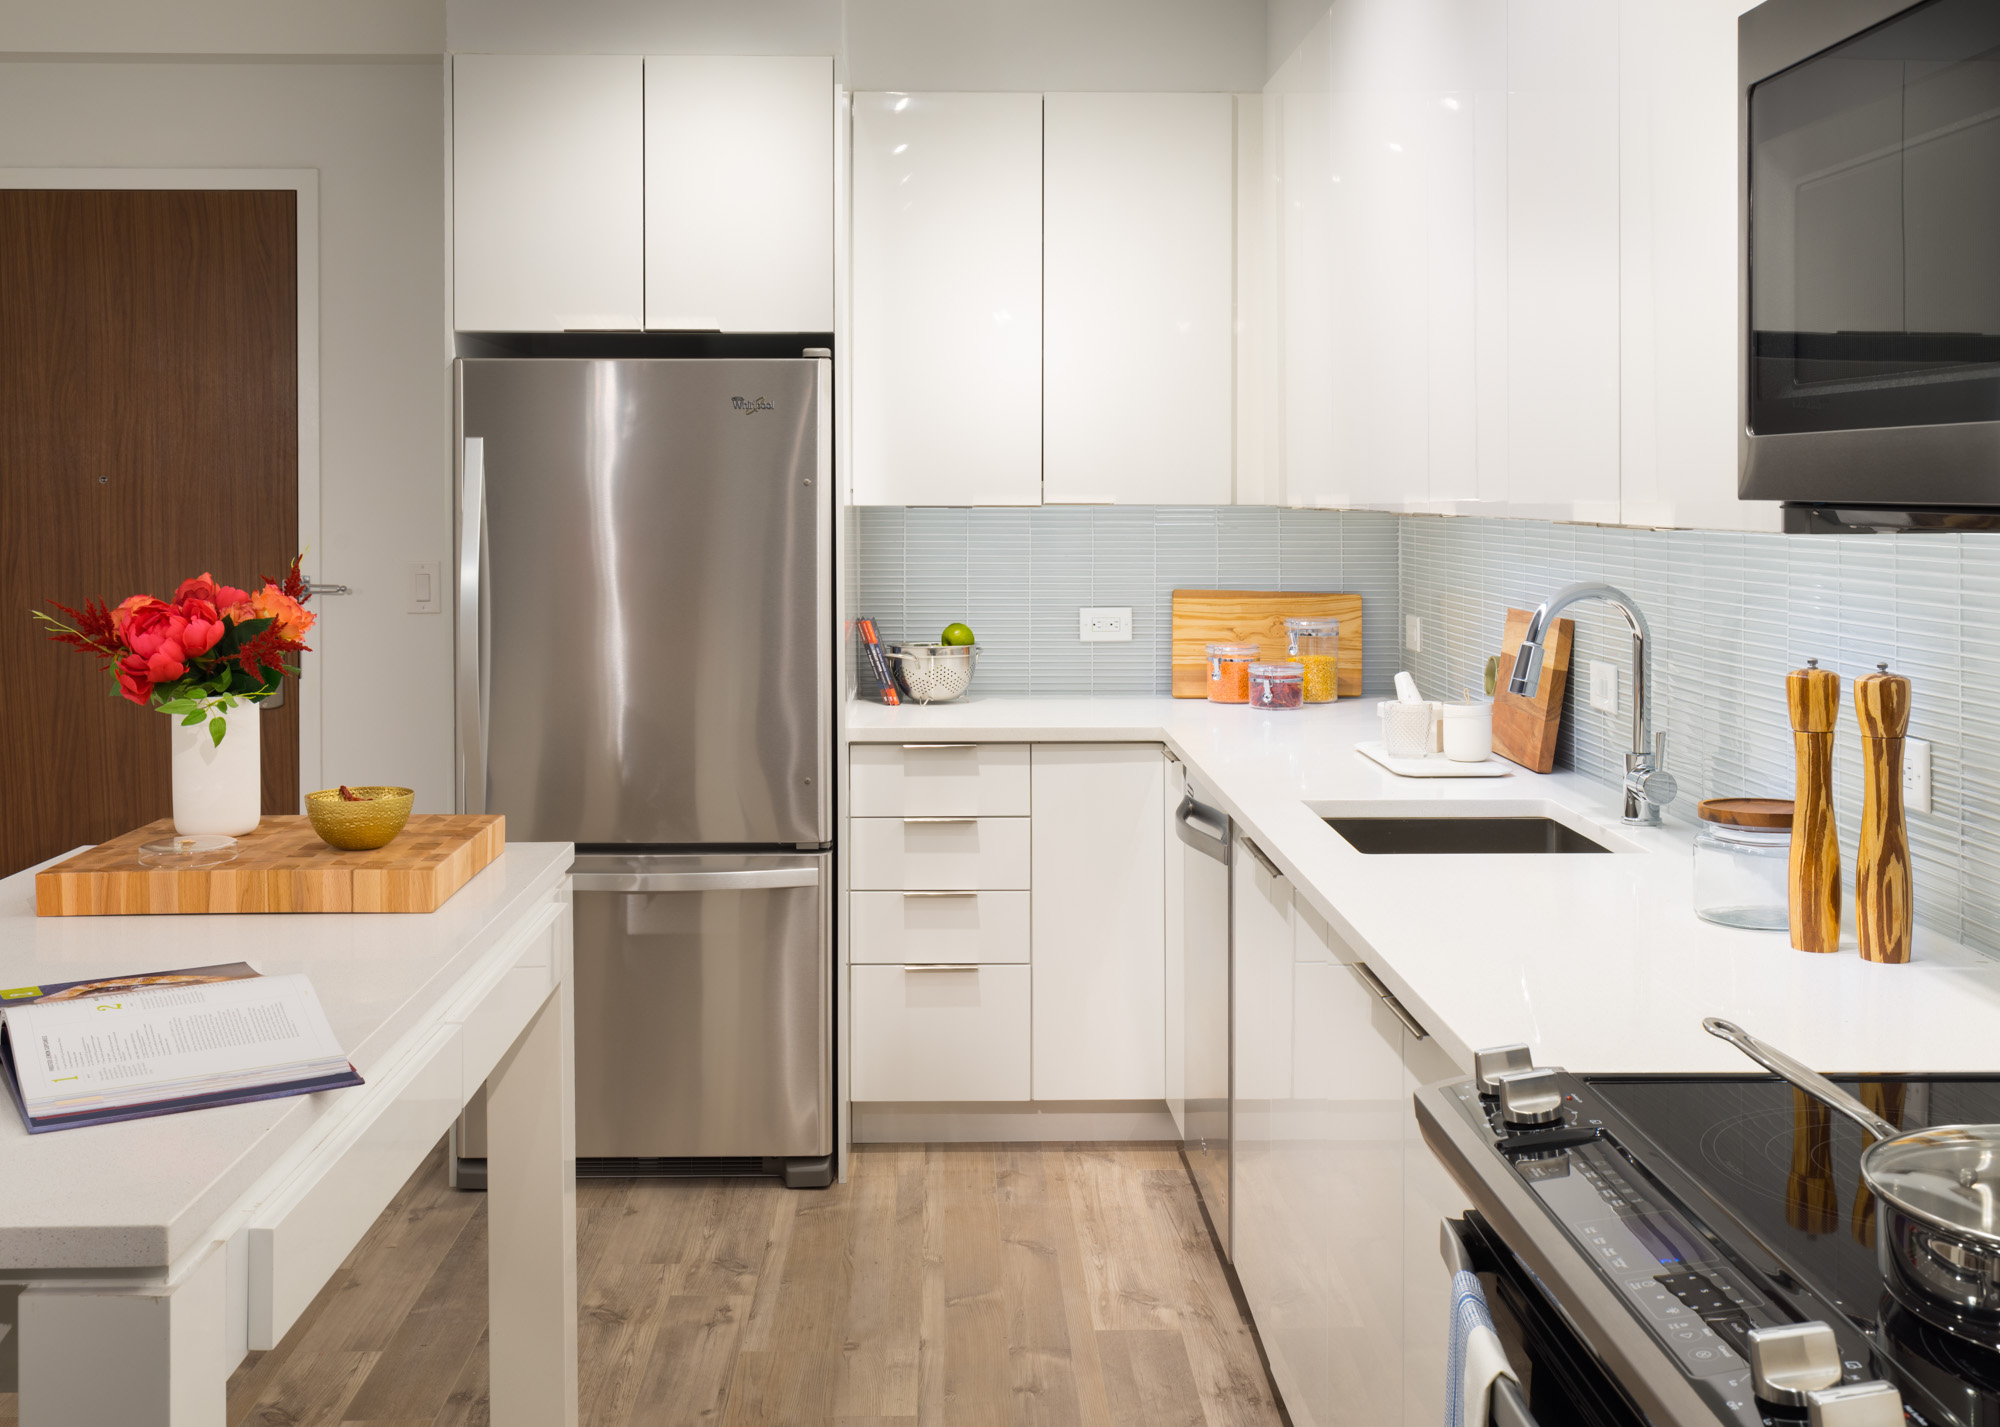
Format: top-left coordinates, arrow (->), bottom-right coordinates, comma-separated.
1740,0 -> 2000,530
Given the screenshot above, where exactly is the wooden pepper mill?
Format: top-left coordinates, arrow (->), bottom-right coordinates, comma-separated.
1855,662 -> 1913,964
1787,658 -> 1841,953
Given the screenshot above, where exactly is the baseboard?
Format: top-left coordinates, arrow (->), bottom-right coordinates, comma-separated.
851,1100 -> 1178,1143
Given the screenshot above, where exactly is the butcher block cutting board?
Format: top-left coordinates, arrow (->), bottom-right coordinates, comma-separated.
35,814 -> 505,916
1492,608 -> 1575,774
1170,591 -> 1363,698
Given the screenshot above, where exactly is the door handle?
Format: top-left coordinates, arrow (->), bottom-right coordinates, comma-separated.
572,867 -> 821,892
900,743 -> 976,750
901,890 -> 977,898
902,964 -> 978,972
456,435 -> 486,816
302,581 -> 351,597
1350,961 -> 1428,1040
903,817 -> 978,825
1175,792 -> 1230,861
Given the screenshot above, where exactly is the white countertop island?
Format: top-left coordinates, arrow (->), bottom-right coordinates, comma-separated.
0,841 -> 578,1427
849,696 -> 2000,1076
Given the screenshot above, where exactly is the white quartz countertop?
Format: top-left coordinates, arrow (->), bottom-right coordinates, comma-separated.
0,841 -> 571,1271
848,696 -> 2000,1078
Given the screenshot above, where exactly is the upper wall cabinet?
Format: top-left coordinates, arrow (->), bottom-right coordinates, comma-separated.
1043,94 -> 1234,506
453,55 -> 645,333
452,53 -> 834,335
644,56 -> 834,333
851,93 -> 1044,507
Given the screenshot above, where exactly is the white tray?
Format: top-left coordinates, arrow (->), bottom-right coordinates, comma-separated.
1354,741 -> 1512,778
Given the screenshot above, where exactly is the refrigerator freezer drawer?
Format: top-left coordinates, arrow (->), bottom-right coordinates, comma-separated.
572,852 -> 830,1159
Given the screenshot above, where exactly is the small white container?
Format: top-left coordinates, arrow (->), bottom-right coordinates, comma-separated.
1440,702 -> 1493,762
1378,700 -> 1436,759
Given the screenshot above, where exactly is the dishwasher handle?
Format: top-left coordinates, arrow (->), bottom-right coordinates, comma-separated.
1174,791 -> 1231,862
572,867 -> 820,893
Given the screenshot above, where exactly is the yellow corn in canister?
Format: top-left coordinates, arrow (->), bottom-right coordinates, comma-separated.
1284,617 -> 1341,702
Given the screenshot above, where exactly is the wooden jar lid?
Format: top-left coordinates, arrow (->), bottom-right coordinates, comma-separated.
1697,797 -> 1794,830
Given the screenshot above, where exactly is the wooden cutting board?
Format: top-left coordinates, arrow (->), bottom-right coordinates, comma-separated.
1170,591 -> 1363,698
1492,609 -> 1575,774
35,814 -> 506,916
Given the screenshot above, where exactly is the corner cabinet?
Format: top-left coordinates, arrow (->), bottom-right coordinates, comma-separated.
1230,834 -> 1468,1427
851,92 -> 1237,507
452,53 -> 833,334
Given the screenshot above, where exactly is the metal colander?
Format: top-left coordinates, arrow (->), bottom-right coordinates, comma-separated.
885,643 -> 978,704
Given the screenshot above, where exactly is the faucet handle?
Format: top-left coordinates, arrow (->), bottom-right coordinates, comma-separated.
1654,730 -> 1668,769
1634,732 -> 1678,812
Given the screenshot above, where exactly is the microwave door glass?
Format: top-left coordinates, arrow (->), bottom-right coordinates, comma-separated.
1750,0 -> 2000,436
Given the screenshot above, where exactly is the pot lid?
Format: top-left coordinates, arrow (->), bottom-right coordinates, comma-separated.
1867,1127 -> 2000,1249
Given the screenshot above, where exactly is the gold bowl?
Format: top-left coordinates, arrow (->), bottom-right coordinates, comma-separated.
305,787 -> 415,851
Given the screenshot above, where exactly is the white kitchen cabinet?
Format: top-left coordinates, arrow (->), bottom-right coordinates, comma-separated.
1042,94 -> 1234,505
1164,756 -> 1188,1135
1229,833 -> 1294,1366
849,742 -> 1030,817
851,963 -> 1031,1101
849,890 -> 1030,965
848,816 -> 1031,891
1030,745 -> 1165,1100
452,54 -> 644,333
643,56 -> 833,333
1403,1032 -> 1472,1427
851,93 -> 1043,506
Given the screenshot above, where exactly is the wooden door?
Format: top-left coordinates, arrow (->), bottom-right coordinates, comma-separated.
0,189 -> 299,878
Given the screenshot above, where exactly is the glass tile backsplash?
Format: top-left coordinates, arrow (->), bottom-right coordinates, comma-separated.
850,506 -> 1402,697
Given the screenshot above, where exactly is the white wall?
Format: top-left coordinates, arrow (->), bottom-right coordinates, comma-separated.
446,0 -> 1267,92
0,58 -> 457,809
0,0 -> 440,53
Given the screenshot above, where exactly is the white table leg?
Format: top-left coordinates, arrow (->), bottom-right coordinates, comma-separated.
17,1239 -> 226,1426
485,967 -> 577,1427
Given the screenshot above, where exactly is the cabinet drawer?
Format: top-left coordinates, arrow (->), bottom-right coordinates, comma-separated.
850,742 -> 1030,817
850,890 -> 1029,964
851,963 -> 1029,1100
848,816 -> 1031,889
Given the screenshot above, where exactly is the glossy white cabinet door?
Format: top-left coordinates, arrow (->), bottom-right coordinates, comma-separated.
851,963 -> 1031,1101
1164,756 -> 1188,1136
1403,1031 -> 1472,1427
1042,93 -> 1233,505
644,56 -> 833,333
453,54 -> 644,333
1228,834 -> 1293,1395
852,93 -> 1042,506
1029,745 -> 1165,1099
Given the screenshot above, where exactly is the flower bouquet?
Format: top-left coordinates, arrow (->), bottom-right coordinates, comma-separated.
34,559 -> 317,837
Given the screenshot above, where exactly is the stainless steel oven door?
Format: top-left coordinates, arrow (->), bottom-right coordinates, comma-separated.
569,852 -> 831,1160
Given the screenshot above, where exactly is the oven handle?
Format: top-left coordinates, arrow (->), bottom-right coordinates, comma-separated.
1442,1217 -> 1542,1427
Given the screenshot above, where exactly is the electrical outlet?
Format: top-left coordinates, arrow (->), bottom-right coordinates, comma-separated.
1405,615 -> 1422,653
408,561 -> 442,614
1079,606 -> 1132,642
1905,737 -> 1933,814
1589,661 -> 1618,714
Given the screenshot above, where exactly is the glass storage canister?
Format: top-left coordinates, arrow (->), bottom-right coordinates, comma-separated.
1206,643 -> 1259,703
1693,798 -> 1793,930
1283,617 -> 1341,702
1248,662 -> 1304,709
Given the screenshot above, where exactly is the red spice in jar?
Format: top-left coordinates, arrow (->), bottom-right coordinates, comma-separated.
1248,663 -> 1305,709
1206,643 -> 1258,702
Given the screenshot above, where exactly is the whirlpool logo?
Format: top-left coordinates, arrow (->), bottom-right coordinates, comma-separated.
731,396 -> 774,414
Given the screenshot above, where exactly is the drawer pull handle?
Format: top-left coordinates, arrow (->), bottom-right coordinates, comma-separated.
903,963 -> 978,972
1350,961 -> 1429,1040
901,743 -> 977,749
1242,836 -> 1281,879
902,890 -> 977,898
903,817 -> 978,825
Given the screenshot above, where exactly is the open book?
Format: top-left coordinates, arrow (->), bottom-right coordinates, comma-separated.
0,962 -> 363,1133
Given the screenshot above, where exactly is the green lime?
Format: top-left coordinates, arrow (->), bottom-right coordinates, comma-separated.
940,622 -> 975,646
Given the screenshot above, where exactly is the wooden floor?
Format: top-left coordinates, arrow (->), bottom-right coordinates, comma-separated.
107,1139 -> 1283,1427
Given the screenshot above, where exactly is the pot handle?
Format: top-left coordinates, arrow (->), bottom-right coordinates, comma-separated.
1703,1018 -> 1901,1142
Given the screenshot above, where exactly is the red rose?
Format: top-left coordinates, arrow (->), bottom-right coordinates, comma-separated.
175,572 -> 250,614
111,593 -> 166,635
121,603 -> 189,682
115,654 -> 154,706
176,597 -> 225,657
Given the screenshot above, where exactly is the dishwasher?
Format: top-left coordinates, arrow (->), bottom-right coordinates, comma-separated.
1167,756 -> 1233,1254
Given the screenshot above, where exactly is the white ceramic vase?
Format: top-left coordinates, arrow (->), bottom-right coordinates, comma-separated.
168,701 -> 262,836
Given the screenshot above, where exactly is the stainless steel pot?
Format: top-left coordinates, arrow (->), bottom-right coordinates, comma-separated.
1705,1019 -> 2000,1319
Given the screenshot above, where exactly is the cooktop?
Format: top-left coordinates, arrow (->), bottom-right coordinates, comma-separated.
1590,1074 -> 2000,1427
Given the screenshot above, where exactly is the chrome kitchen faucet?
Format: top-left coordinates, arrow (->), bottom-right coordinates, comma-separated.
1508,582 -> 1677,826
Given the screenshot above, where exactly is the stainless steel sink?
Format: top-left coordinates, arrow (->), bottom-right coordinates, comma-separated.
1325,816 -> 1612,855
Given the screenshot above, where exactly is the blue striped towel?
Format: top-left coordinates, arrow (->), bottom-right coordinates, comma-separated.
1445,1268 -> 1520,1427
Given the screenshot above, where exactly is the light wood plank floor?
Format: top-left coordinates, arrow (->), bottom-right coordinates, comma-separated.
131,1139 -> 1285,1427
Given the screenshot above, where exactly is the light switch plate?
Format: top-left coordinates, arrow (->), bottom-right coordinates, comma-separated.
1079,607 -> 1132,642
409,561 -> 442,615
1905,737 -> 1932,814
1405,615 -> 1422,653
1589,661 -> 1618,714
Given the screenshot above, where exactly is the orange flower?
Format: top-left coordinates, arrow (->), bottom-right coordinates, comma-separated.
110,593 -> 166,634
249,583 -> 316,641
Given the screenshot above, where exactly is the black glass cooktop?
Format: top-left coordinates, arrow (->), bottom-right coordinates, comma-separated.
1590,1075 -> 2000,1427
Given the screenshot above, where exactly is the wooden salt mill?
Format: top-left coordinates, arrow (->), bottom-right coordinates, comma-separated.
1855,662 -> 1913,964
1787,658 -> 1841,953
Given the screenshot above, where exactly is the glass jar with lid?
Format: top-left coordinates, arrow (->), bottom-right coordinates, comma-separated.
1283,617 -> 1341,703
1206,643 -> 1259,703
1248,662 -> 1304,709
1693,798 -> 1793,930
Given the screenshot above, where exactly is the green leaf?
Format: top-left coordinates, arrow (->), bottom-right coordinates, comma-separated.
209,716 -> 226,747
181,710 -> 206,726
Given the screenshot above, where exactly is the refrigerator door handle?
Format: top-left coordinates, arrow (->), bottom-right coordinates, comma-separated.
457,435 -> 487,815
571,867 -> 822,893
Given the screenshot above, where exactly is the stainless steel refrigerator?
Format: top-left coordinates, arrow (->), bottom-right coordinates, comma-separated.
455,356 -> 833,1187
